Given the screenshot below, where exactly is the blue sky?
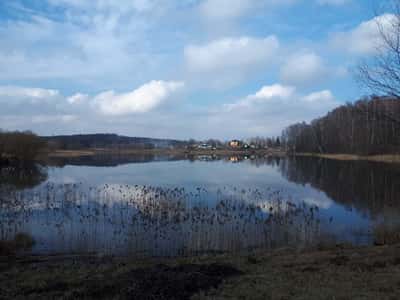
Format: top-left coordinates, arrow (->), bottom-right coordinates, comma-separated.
0,0 -> 394,139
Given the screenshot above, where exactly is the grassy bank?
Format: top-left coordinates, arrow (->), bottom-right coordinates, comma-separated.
1,244 -> 399,299
46,148 -> 286,158
296,153 -> 400,163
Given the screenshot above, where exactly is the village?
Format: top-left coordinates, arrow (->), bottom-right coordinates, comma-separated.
186,138 -> 283,152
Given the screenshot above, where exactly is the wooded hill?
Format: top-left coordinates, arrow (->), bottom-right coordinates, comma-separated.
43,134 -> 187,150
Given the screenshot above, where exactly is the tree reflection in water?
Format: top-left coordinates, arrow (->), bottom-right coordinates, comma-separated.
279,157 -> 400,218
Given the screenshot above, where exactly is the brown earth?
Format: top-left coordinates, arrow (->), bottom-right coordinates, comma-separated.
1,244 -> 399,299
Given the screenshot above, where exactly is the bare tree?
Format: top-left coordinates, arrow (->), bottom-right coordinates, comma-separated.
357,1 -> 400,98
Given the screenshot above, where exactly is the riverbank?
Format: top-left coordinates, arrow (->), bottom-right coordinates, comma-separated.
296,153 -> 400,163
47,150 -> 400,164
1,243 -> 399,299
46,148 -> 286,158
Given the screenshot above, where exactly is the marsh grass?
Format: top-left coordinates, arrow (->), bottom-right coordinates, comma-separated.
374,222 -> 400,245
297,153 -> 400,163
1,243 -> 399,299
0,232 -> 35,255
0,183 -> 326,256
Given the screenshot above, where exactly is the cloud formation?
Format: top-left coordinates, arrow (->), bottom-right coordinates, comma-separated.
199,0 -> 298,21
0,82 -> 338,138
330,14 -> 397,55
184,35 -> 281,88
316,0 -> 350,5
0,86 -> 59,101
196,84 -> 339,138
0,1 -> 389,138
280,52 -> 329,86
93,81 -> 184,115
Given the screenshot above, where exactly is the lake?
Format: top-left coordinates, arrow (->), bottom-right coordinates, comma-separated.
1,155 -> 399,257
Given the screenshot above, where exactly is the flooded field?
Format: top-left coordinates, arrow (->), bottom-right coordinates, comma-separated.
1,155 -> 399,256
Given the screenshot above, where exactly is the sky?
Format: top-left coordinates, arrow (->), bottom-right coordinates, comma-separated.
0,0 -> 395,139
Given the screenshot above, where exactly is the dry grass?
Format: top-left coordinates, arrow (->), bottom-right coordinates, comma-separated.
297,153 -> 400,163
374,223 -> 400,246
1,244 -> 400,299
197,244 -> 400,300
48,150 -> 96,157
46,148 -> 286,158
0,233 -> 35,255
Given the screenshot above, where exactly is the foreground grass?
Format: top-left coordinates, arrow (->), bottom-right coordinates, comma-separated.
296,153 -> 400,163
1,244 -> 400,299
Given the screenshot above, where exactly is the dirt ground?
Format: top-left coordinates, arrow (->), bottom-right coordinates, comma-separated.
1,244 -> 400,299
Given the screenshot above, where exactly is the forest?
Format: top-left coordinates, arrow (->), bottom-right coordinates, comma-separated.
281,96 -> 400,155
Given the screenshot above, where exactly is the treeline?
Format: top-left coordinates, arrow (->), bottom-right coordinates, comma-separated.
282,96 -> 400,155
246,137 -> 281,149
44,134 -> 187,150
0,130 -> 45,163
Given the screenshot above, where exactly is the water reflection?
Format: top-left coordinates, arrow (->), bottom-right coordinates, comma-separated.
280,157 -> 400,218
0,155 -> 399,256
47,153 -> 187,167
1,183 -> 323,256
47,153 -> 283,168
0,163 -> 47,190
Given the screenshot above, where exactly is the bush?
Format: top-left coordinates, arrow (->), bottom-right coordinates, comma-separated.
0,233 -> 35,256
0,130 -> 45,162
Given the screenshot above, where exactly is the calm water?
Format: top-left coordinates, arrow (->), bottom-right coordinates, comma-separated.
1,155 -> 399,256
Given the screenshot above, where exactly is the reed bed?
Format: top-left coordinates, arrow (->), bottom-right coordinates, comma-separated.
1,183 -> 327,257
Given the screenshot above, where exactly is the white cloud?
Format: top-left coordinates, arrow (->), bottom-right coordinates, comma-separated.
190,83 -> 339,138
199,0 -> 254,20
93,81 -> 185,115
253,84 -> 295,99
316,0 -> 350,5
199,0 -> 298,21
47,0 -> 158,13
184,35 -> 280,89
303,197 -> 332,209
280,52 -> 327,86
0,82 -> 339,138
0,1 -> 352,138
0,86 -> 59,100
0,1 -> 171,87
0,81 -> 185,117
185,36 -> 279,73
331,14 -> 397,55
302,90 -> 335,103
225,84 -> 295,111
67,93 -> 89,104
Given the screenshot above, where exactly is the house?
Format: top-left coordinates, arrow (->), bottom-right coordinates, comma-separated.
229,140 -> 242,148
198,143 -> 212,150
229,156 -> 240,162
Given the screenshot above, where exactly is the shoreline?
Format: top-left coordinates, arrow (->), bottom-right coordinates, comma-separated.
45,149 -> 400,164
294,153 -> 400,163
2,243 -> 399,299
45,148 -> 287,158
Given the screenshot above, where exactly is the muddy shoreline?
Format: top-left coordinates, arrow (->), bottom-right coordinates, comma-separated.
295,153 -> 400,163
2,244 -> 400,299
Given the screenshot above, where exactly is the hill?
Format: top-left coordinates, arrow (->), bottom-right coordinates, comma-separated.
42,134 -> 187,150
